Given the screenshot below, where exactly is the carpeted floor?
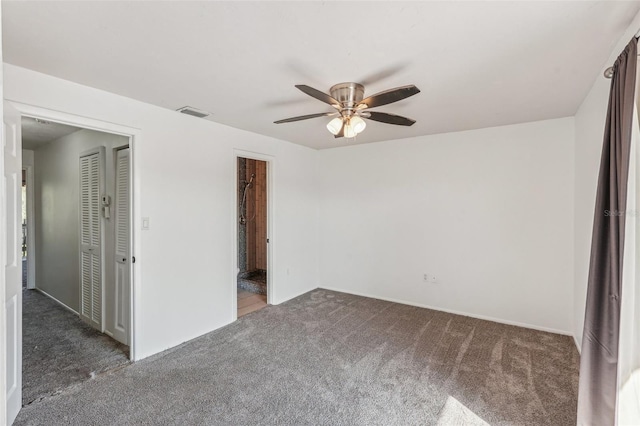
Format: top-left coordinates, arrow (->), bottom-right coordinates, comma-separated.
22,289 -> 130,406
15,289 -> 579,425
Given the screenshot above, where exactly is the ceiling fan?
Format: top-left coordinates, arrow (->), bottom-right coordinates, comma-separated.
274,82 -> 420,139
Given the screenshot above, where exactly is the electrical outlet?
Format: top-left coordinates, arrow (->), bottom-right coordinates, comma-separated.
423,273 -> 428,282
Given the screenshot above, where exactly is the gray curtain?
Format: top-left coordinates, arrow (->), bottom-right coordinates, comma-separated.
577,37 -> 637,426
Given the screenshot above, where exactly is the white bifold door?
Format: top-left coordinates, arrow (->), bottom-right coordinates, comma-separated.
79,148 -> 105,331
4,102 -> 23,424
112,147 -> 130,345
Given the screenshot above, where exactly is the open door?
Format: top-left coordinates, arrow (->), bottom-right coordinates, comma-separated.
4,101 -> 23,424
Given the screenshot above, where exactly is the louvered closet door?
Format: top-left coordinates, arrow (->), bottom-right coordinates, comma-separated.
79,149 -> 104,331
113,148 -> 130,345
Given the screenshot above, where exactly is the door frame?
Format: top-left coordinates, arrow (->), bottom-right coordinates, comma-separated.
232,149 -> 275,317
1,100 -> 5,424
7,101 -> 141,361
22,163 -> 35,289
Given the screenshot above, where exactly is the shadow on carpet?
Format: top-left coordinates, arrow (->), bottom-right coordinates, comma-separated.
22,289 -> 130,406
16,289 -> 578,425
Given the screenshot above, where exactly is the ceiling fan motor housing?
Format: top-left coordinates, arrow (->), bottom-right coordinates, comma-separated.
329,82 -> 364,112
273,82 -> 419,132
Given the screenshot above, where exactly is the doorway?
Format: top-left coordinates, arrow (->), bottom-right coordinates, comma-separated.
237,157 -> 268,317
21,169 -> 28,289
19,115 -> 133,406
3,101 -> 139,423
21,158 -> 36,292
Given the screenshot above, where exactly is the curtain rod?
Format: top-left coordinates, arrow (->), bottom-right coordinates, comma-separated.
604,31 -> 640,78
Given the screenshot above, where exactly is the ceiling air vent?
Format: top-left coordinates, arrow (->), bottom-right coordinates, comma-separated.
176,106 -> 211,119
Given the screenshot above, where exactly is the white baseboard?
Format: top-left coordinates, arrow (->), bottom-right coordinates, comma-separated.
34,287 -> 79,315
319,286 -> 573,337
272,284 -> 318,306
573,335 -> 581,353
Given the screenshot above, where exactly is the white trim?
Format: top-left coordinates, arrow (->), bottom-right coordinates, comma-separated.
6,101 -> 141,361
129,134 -> 139,361
22,164 -> 36,290
270,286 -> 314,306
232,149 -> 275,319
33,288 -> 79,315
320,286 -> 574,336
1,86 -> 8,425
7,100 -> 139,137
79,146 -> 105,159
573,335 -> 581,353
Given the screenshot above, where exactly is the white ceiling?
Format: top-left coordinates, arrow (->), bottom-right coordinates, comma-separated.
21,117 -> 80,150
3,1 -> 640,150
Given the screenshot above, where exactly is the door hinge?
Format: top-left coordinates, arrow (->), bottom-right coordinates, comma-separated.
132,256 -> 136,263
267,238 -> 269,243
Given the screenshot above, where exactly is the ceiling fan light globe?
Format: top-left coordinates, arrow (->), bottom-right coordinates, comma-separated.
350,116 -> 366,134
326,117 -> 343,135
344,123 -> 357,138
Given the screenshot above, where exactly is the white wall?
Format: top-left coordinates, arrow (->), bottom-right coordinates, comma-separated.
318,118 -> 575,334
4,64 -> 319,360
22,149 -> 33,167
33,129 -> 78,308
573,79 -> 609,349
33,129 -> 128,320
573,10 -> 640,349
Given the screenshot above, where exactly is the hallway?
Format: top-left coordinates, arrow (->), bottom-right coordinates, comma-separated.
237,290 -> 267,317
22,289 -> 129,406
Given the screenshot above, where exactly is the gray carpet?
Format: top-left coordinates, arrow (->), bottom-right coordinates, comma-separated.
15,289 -> 579,425
22,289 -> 130,406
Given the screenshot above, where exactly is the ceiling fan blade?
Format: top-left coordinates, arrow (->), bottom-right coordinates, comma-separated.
274,112 -> 337,124
358,85 -> 420,109
334,122 -> 345,139
363,111 -> 416,126
295,85 -> 341,108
